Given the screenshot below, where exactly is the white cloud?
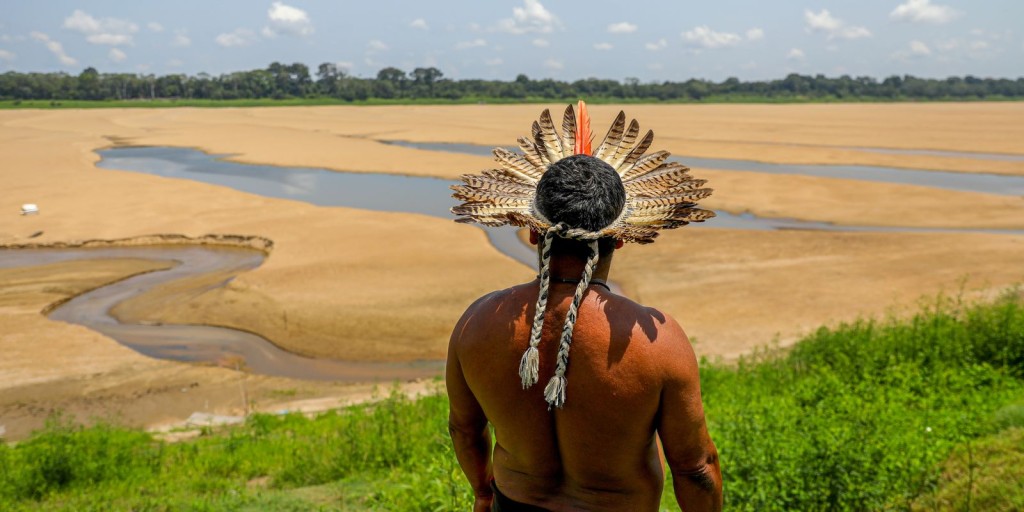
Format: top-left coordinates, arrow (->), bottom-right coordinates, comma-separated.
455,38 -> 487,50
910,40 -> 932,56
0,49 -> 14,62
263,2 -> 314,38
890,0 -> 960,24
607,22 -> 637,34
746,28 -> 764,41
929,37 -> 995,57
367,39 -> 389,51
167,58 -> 183,67
970,40 -> 990,51
410,18 -> 428,30
935,38 -> 960,51
497,0 -> 561,34
87,33 -> 132,45
484,57 -> 504,66
594,42 -> 613,51
108,48 -> 127,62
147,22 -> 164,33
215,28 -> 256,47
63,9 -> 138,46
682,26 -> 743,49
532,38 -> 549,47
335,61 -> 353,71
804,9 -> 872,40
787,48 -> 805,60
171,30 -> 191,47
645,38 -> 668,51
30,32 -> 77,66
543,58 -> 563,70
892,40 -> 933,61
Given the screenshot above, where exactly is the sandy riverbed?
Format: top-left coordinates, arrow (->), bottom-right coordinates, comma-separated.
1,103 -> 1022,439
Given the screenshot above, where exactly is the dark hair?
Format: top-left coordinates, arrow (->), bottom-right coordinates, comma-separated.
535,155 -> 626,259
535,155 -> 626,232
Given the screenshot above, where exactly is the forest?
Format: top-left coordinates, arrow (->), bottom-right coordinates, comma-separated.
2,62 -> 1023,103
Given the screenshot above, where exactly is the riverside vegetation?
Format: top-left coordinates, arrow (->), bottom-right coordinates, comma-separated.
1,292 -> 1022,511
2,63 -> 1023,105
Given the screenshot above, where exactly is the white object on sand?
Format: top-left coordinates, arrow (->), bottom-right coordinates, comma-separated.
184,412 -> 245,428
21,204 -> 39,215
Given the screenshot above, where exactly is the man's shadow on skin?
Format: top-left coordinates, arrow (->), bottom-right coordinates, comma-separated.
597,296 -> 664,368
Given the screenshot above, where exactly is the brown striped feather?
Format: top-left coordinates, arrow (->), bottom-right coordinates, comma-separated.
482,168 -> 533,186
625,179 -> 708,198
537,109 -> 567,160
607,119 -> 641,170
456,175 -> 536,195
451,185 -> 532,202
560,104 -> 577,155
616,130 -> 654,173
451,189 -> 533,206
493,148 -> 544,181
620,150 -> 671,180
594,111 -> 626,160
517,136 -> 551,167
629,188 -> 714,209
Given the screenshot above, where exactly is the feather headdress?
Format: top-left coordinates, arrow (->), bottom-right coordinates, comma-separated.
451,101 -> 714,408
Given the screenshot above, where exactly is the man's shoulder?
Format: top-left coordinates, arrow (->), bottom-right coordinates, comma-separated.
453,283 -> 534,335
462,282 -> 534,313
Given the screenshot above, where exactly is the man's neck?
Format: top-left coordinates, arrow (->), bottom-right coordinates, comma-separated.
543,252 -> 614,283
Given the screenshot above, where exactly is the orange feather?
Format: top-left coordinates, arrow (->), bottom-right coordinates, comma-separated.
574,100 -> 592,155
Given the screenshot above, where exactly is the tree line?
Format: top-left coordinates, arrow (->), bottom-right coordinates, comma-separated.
2,62 -> 1023,102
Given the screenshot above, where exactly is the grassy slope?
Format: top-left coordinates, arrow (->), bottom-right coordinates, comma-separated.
1,293 -> 1022,511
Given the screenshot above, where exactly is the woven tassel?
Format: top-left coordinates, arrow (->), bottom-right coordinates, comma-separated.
545,241 -> 599,409
544,375 -> 567,409
518,346 -> 540,388
521,224 -> 563,389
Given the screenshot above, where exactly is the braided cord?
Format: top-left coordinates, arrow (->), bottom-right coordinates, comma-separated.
519,223 -> 565,388
543,240 -> 600,409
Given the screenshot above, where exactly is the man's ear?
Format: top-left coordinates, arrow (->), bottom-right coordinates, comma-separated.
615,239 -> 624,250
529,230 -> 539,245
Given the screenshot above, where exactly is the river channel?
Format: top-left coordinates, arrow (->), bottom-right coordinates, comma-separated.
1,144 -> 1021,380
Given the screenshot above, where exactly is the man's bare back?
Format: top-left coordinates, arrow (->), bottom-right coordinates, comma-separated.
447,278 -> 722,511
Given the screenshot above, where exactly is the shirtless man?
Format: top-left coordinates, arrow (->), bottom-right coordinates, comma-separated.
448,112 -> 721,511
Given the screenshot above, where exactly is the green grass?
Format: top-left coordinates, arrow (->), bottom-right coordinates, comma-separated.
2,96 -> 1022,109
1,293 -> 1022,510
911,427 -> 1024,512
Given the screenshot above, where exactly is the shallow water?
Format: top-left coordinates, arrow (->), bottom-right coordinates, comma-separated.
97,146 -> 1024,243
0,246 -> 443,381
850,146 -> 1024,163
382,140 -> 1024,197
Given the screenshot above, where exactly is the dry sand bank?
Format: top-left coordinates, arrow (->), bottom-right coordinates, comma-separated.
613,229 -> 1024,359
1,104 -> 1023,436
0,258 -> 430,441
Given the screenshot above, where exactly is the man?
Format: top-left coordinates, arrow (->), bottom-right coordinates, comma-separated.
448,103 -> 721,511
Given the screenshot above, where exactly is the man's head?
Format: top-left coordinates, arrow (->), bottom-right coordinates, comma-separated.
534,154 -> 626,258
535,154 -> 626,232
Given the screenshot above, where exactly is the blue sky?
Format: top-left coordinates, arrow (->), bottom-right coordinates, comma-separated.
1,0 -> 1020,81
